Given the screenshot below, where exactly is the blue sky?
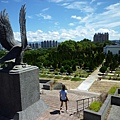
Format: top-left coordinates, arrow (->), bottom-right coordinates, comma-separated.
0,0 -> 120,42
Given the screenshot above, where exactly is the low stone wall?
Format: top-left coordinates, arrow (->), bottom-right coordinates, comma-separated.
84,89 -> 120,120
41,79 -> 63,90
111,88 -> 120,106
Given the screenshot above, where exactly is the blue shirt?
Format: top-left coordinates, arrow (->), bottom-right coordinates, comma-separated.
59,90 -> 67,100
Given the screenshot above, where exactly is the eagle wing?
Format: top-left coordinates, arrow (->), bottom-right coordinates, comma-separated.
19,4 -> 28,50
0,46 -> 22,63
0,9 -> 20,51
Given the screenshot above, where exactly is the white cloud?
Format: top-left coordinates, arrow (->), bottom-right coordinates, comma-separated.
61,3 -> 70,6
14,32 -> 20,42
96,28 -> 120,40
42,8 -> 49,12
90,0 -> 96,4
36,13 -> 52,20
65,1 -> 86,9
54,22 -> 59,25
14,26 -> 120,43
69,23 -> 74,26
14,2 -> 120,42
49,0 -> 64,3
65,1 -> 94,13
27,16 -> 33,19
14,0 -> 22,2
1,0 -> 9,3
97,2 -> 103,6
71,15 -> 81,20
78,2 -> 120,31
106,2 -> 120,10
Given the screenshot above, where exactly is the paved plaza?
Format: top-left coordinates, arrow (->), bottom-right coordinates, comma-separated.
37,90 -> 99,120
37,66 -> 101,120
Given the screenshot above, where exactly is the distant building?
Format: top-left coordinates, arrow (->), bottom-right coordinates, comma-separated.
111,40 -> 120,44
93,33 -> 109,43
41,40 -> 58,49
103,44 -> 120,55
29,42 -> 41,49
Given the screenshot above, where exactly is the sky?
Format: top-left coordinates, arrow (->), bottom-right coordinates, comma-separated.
0,0 -> 120,42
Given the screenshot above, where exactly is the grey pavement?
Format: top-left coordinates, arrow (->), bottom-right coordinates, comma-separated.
76,66 -> 101,91
107,105 -> 120,120
37,90 -> 99,120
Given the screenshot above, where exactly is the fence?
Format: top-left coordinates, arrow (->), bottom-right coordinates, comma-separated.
75,96 -> 98,118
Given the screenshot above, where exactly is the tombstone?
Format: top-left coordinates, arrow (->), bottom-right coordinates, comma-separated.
0,5 -> 48,120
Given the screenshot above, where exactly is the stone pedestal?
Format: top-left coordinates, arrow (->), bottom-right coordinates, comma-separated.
0,65 -> 47,119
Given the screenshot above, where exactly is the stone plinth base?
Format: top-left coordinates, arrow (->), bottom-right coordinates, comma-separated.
0,65 -> 46,119
13,99 -> 48,120
0,99 -> 48,120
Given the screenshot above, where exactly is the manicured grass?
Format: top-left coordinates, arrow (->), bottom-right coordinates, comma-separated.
108,86 -> 120,95
63,76 -> 71,80
54,76 -> 63,79
88,101 -> 102,112
79,74 -> 89,78
39,74 -> 48,78
71,77 -> 82,81
47,75 -> 54,78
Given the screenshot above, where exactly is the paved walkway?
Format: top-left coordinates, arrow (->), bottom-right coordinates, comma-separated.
37,90 -> 99,120
107,105 -> 120,120
76,66 -> 101,91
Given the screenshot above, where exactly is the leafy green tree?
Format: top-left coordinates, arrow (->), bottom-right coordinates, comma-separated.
57,40 -> 77,61
100,66 -> 107,73
60,66 -> 65,73
43,60 -> 51,67
22,39 -> 106,70
62,60 -> 72,66
110,63 -> 116,71
67,67 -> 73,75
64,64 -> 70,70
72,64 -> 76,71
0,50 -> 6,58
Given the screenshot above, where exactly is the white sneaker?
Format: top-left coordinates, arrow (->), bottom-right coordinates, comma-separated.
66,110 -> 69,113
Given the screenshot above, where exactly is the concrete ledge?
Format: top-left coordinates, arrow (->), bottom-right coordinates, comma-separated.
84,88 -> 120,120
43,83 -> 50,90
84,95 -> 111,120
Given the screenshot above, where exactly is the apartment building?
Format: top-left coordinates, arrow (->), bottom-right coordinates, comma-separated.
93,32 -> 109,43
41,40 -> 58,49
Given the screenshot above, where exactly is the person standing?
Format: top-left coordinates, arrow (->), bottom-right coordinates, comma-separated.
59,84 -> 69,113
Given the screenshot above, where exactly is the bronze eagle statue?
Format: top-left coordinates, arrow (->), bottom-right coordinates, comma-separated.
0,4 -> 28,67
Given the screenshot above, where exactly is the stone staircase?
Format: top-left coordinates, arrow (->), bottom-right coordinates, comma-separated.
37,90 -> 99,120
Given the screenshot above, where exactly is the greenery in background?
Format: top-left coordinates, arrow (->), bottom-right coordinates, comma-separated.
0,50 -> 6,58
39,74 -> 48,78
54,76 -> 63,79
1,39 -> 119,77
22,39 -> 106,72
47,75 -> 54,78
88,101 -> 102,112
100,52 -> 120,74
63,77 -> 71,80
108,86 -> 120,95
71,77 -> 82,81
99,66 -> 107,73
